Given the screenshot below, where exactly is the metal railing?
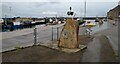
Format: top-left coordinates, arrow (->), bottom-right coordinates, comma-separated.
2,24 -> 64,52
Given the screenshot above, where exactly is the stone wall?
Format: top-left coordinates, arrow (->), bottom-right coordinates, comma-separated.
107,5 -> 120,21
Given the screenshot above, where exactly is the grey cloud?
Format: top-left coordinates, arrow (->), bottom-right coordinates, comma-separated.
1,2 -> 118,18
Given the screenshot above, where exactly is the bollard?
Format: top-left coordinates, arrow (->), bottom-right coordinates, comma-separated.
86,28 -> 92,37
34,27 -> 37,45
52,27 -> 53,41
57,27 -> 59,41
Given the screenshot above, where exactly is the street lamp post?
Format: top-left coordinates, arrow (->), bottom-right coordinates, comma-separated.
9,6 -> 12,21
84,0 -> 86,26
84,0 -> 86,18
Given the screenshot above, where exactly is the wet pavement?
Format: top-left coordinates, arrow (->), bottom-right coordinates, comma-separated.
2,45 -> 83,62
93,20 -> 118,56
2,29 -> 93,62
80,35 -> 101,62
2,35 -> 118,62
80,35 -> 117,62
79,20 -> 118,62
91,21 -> 113,34
1,20 -> 119,62
1,24 -> 64,52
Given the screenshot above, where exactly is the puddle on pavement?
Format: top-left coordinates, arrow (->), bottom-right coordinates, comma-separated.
91,22 -> 112,33
90,21 -> 113,34
79,21 -> 113,35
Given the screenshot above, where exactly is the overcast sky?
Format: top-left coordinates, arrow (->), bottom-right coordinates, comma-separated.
1,0 -> 119,18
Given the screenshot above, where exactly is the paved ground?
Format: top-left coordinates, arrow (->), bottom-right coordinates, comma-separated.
2,35 -> 93,62
1,23 -> 64,39
2,45 -> 83,62
2,34 -> 118,62
93,20 -> 118,56
1,23 -> 64,52
81,35 -> 117,62
1,22 -> 85,52
1,20 -> 119,62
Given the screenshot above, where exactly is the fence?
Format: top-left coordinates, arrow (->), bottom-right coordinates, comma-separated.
34,25 -> 63,45
2,22 -> 94,52
2,24 -> 63,52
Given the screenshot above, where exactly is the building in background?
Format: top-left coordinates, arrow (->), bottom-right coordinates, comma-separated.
0,19 -> 4,32
107,1 -> 120,21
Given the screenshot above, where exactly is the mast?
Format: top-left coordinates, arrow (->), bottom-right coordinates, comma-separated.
84,0 -> 86,18
83,0 -> 86,26
80,9 -> 83,20
9,6 -> 12,21
10,7 -> 11,18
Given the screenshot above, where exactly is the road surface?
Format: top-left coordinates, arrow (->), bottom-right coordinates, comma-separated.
1,20 -> 119,62
1,23 -> 64,52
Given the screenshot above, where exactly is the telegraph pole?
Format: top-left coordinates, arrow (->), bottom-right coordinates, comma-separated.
84,0 -> 86,26
9,6 -> 12,21
84,0 -> 86,18
5,15 -> 7,25
10,6 -> 12,18
80,9 -> 83,20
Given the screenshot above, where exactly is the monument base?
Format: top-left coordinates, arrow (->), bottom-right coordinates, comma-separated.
38,40 -> 87,53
